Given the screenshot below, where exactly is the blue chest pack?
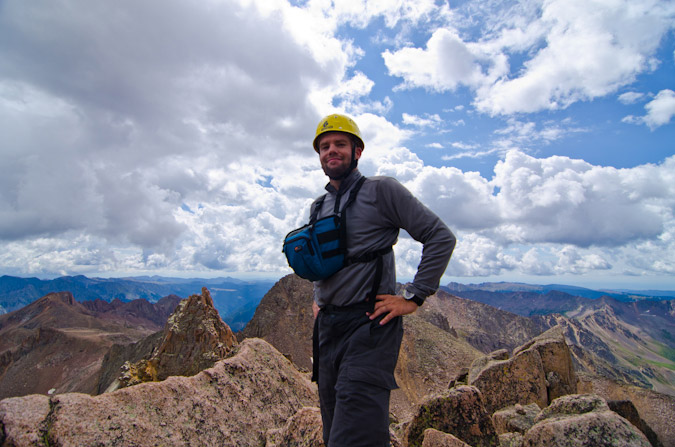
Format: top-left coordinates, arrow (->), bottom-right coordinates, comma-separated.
282,177 -> 366,281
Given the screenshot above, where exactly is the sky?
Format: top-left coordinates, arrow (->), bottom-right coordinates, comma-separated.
0,0 -> 674,290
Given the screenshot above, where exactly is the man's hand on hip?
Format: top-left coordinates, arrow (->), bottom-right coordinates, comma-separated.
367,294 -> 418,325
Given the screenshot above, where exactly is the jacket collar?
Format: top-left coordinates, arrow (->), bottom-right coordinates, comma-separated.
325,169 -> 362,195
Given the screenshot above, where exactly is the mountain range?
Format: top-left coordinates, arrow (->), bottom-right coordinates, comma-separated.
1,275 -> 674,445
0,292 -> 181,399
3,274 -> 673,446
0,274 -> 275,331
444,283 -> 675,397
444,281 -> 675,301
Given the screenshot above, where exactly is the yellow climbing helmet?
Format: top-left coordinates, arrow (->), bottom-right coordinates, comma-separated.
313,114 -> 364,152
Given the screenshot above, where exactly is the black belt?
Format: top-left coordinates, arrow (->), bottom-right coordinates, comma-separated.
321,300 -> 374,314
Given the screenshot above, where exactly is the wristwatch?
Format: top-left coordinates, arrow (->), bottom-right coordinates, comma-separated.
402,286 -> 425,306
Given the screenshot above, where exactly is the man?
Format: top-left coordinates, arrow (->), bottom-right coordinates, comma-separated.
309,114 -> 455,446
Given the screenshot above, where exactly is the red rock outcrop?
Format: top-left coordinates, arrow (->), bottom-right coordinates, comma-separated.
492,403 -> 541,435
578,373 -> 674,447
469,342 -> 548,414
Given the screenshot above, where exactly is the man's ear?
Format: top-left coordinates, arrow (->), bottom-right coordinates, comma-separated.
354,146 -> 363,160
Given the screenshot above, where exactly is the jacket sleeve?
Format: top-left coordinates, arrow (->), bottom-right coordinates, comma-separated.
376,177 -> 456,299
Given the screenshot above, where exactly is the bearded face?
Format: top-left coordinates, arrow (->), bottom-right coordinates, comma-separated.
318,132 -> 362,180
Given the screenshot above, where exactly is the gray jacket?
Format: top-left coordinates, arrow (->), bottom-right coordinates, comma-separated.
312,169 -> 456,307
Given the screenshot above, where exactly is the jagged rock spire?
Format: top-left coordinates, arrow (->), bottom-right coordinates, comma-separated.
119,287 -> 238,387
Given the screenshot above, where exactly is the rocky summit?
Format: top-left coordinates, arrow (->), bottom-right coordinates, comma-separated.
0,339 -> 317,446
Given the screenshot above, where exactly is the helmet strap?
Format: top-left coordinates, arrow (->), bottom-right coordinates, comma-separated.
349,143 -> 358,172
330,140 -> 358,181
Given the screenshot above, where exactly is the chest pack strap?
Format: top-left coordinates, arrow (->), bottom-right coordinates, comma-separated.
309,176 -> 366,224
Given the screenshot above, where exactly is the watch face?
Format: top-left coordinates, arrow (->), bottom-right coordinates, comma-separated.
403,289 -> 414,299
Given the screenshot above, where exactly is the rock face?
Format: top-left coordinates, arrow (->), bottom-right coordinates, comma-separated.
266,407 -> 325,447
97,331 -> 164,393
607,400 -> 663,447
238,274 -> 315,371
0,338 -> 318,447
522,394 -> 651,447
411,391 -> 657,447
469,326 -> 577,414
421,428 -> 471,446
393,314 -> 483,420
492,403 -> 541,435
469,341 -> 548,414
578,373 -> 675,447
404,385 -> 499,447
514,325 -> 578,401
117,287 -> 238,388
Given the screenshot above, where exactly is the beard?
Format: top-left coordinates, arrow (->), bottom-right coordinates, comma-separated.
321,158 -> 352,180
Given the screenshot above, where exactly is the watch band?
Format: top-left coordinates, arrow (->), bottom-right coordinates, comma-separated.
409,294 -> 424,306
403,287 -> 425,306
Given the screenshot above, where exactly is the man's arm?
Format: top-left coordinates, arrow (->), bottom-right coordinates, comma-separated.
368,177 -> 456,324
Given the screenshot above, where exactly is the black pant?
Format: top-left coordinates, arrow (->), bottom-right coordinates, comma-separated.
315,304 -> 403,447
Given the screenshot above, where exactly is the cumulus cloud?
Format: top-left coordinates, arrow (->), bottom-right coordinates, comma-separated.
365,136 -> 675,281
383,28 -> 489,92
383,0 -> 675,115
491,151 -> 673,247
407,167 -> 500,231
622,89 -> 675,129
0,0 -> 673,286
643,89 -> 675,129
414,151 -> 673,279
0,1 -> 331,243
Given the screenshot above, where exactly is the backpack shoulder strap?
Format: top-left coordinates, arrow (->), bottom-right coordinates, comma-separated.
310,176 -> 364,224
338,176 -> 367,248
340,177 -> 366,240
309,194 -> 327,224
343,176 -> 367,211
